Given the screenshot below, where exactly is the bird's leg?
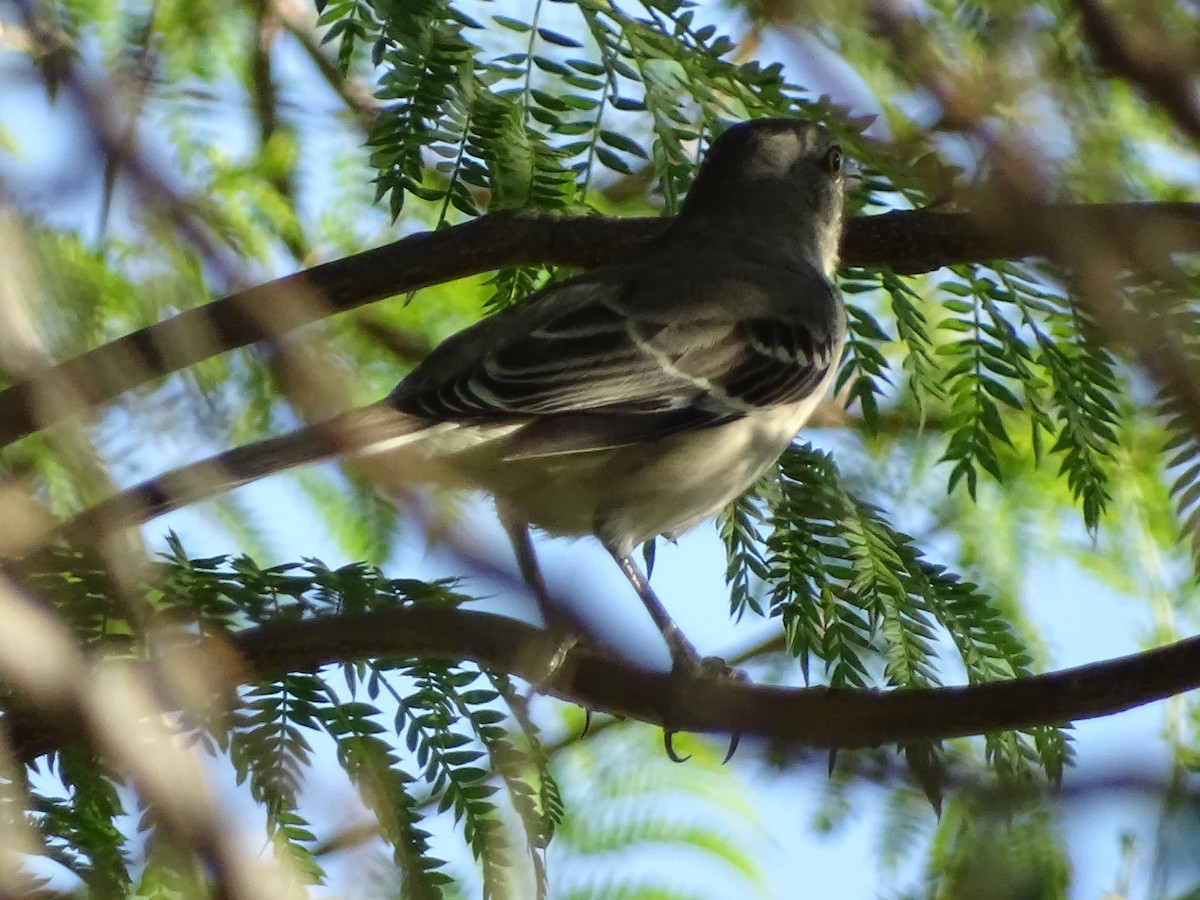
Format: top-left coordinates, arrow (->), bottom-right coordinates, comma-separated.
607,545 -> 742,764
606,546 -> 704,670
502,517 -> 590,638
501,518 -> 596,689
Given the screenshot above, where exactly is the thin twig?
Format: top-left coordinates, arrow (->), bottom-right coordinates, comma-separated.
275,0 -> 379,129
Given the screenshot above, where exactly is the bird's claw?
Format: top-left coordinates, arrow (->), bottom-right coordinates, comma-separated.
662,653 -> 748,764
719,664 -> 749,763
663,729 -> 691,763
721,732 -> 742,765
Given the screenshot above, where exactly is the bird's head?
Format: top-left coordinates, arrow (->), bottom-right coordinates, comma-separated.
678,119 -> 847,275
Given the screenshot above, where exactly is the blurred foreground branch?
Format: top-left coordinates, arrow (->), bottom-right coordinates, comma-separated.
1073,0 -> 1200,144
0,573 -> 307,898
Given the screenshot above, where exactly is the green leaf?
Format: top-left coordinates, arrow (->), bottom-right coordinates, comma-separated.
537,27 -> 583,47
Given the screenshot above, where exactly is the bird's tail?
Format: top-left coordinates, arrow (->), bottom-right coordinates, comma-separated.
55,403 -> 426,544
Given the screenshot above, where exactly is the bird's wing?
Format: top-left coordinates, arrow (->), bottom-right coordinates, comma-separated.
388,269 -> 843,455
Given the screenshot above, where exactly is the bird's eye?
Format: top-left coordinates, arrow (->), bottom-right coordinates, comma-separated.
823,146 -> 844,175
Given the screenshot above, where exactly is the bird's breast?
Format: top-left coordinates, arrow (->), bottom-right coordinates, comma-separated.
446,376 -> 835,553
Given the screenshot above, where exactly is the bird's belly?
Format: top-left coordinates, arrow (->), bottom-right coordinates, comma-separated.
461,396 -> 825,552
595,400 -> 818,549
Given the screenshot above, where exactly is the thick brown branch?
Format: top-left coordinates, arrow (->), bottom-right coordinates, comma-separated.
14,605 -> 1196,763
2,202 -> 1199,449
230,607 -> 1200,746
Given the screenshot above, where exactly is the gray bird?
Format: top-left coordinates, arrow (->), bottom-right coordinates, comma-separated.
66,118 -> 849,672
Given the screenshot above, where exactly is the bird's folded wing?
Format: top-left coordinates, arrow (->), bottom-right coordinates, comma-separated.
388,274 -> 841,456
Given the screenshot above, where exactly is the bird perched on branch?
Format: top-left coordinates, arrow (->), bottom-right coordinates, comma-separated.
64,117 -> 849,674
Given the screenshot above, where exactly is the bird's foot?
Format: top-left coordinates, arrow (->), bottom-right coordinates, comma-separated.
662,648 -> 748,765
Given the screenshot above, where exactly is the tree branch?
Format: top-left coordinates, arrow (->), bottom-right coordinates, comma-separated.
274,0 -> 379,129
1073,0 -> 1200,144
7,605 -> 1199,763
236,607 -> 1200,743
2,201 -> 1199,449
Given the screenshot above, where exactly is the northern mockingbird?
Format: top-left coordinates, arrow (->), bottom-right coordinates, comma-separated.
64,118 -> 848,673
